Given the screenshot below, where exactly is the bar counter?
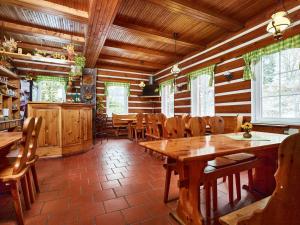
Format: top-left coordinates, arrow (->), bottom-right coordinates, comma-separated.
28,102 -> 93,157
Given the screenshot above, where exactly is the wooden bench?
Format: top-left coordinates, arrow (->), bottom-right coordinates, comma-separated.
112,114 -> 136,137
219,132 -> 300,225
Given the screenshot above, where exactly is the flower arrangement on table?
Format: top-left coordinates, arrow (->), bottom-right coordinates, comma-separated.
241,122 -> 253,138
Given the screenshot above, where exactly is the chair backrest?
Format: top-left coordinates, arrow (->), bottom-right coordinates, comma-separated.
209,116 -> 225,134
237,133 -> 300,225
188,117 -> 206,137
144,114 -> 151,134
149,114 -> 160,137
203,116 -> 211,126
156,113 -> 167,137
165,117 -> 185,138
182,114 -> 191,125
135,113 -> 144,129
28,117 -> 43,161
13,117 -> 35,174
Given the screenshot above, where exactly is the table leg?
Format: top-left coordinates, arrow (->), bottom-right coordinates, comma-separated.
128,122 -> 132,140
171,160 -> 207,225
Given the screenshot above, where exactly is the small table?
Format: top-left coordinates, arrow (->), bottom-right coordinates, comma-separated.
139,132 -> 287,225
0,132 -> 22,157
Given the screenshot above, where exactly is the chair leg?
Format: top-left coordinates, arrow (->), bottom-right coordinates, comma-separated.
135,129 -> 138,142
31,165 -> 40,193
235,173 -> 241,200
26,172 -> 35,203
20,176 -> 31,210
248,169 -> 254,191
205,181 -> 211,220
164,166 -> 172,203
212,179 -> 218,211
228,175 -> 234,205
10,181 -> 25,225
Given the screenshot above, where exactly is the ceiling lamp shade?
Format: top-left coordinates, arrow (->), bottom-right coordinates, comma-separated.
171,63 -> 181,75
267,11 -> 291,40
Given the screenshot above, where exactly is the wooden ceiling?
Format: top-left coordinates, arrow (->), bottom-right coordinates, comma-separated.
0,0 -> 286,73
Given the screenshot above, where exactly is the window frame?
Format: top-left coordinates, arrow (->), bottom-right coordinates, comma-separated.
106,85 -> 129,117
251,48 -> 300,125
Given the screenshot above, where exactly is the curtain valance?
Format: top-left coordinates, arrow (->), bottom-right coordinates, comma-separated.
243,34 -> 300,80
104,82 -> 130,96
187,64 -> 215,87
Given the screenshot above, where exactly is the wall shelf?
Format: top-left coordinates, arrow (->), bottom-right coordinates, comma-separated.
0,65 -> 19,79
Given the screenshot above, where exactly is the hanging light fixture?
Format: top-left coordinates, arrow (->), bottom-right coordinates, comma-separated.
171,33 -> 181,76
266,1 -> 291,40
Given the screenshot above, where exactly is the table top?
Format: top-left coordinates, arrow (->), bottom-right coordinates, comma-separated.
139,132 -> 288,162
0,132 -> 22,150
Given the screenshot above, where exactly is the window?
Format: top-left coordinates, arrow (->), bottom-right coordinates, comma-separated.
252,48 -> 300,124
161,81 -> 174,117
191,74 -> 215,116
34,76 -> 67,102
106,83 -> 129,116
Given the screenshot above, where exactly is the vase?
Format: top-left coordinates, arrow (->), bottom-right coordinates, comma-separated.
243,130 -> 252,138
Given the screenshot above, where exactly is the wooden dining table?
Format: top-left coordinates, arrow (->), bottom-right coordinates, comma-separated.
139,131 -> 288,225
0,132 -> 22,157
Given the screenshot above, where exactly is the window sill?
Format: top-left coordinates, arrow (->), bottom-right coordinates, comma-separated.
252,122 -> 300,127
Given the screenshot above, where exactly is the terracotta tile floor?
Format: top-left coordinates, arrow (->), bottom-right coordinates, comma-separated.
0,138 -> 256,225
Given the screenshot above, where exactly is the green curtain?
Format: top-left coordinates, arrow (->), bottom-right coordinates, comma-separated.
104,81 -> 130,96
187,64 -> 216,88
159,79 -> 174,95
243,34 -> 300,80
36,76 -> 68,90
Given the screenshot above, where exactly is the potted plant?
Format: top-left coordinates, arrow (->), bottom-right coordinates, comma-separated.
2,36 -> 18,53
69,55 -> 86,80
241,122 -> 253,138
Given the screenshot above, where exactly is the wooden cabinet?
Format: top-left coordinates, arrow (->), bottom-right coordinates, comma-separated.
28,103 -> 93,157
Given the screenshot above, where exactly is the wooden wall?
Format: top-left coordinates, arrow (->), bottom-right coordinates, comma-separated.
154,4 -> 300,126
96,68 -> 160,114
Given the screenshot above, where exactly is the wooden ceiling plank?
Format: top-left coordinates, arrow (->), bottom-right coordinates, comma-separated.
0,20 -> 85,43
98,55 -> 165,69
112,21 -> 204,50
147,0 -> 243,31
1,0 -> 89,23
104,40 -> 178,58
84,0 -> 122,68
97,63 -> 155,73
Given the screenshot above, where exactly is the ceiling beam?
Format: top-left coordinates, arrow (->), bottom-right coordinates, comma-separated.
98,55 -> 165,69
97,63 -> 156,73
104,40 -> 180,58
112,21 -> 205,50
147,0 -> 243,31
0,20 -> 85,44
17,42 -> 81,55
84,0 -> 122,68
1,0 -> 88,23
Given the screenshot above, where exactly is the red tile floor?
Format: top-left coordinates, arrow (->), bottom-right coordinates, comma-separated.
0,139 -> 256,225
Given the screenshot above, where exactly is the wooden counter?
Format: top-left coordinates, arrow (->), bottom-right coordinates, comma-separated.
28,102 -> 93,157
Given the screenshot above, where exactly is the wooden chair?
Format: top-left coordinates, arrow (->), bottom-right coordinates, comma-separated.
148,114 -> 161,140
219,132 -> 300,225
156,113 -> 167,138
25,117 -> 42,203
0,117 -> 35,225
131,113 -> 145,142
209,116 -> 225,134
187,117 -> 206,137
164,117 -> 185,138
144,114 -> 151,140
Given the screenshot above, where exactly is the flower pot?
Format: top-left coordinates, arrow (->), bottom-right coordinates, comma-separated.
243,131 -> 252,138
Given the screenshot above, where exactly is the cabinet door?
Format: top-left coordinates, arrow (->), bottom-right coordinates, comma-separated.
80,108 -> 92,141
34,108 -> 60,147
62,109 -> 81,146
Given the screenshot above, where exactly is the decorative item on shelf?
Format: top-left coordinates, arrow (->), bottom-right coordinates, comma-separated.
241,122 -> 253,138
34,48 -> 49,57
60,55 -> 66,60
170,32 -> 181,76
223,71 -> 233,81
0,76 -> 8,85
0,85 -> 7,94
64,43 -> 76,61
266,1 -> 291,40
17,47 -> 22,54
52,52 -> 61,59
2,36 -> 18,53
138,81 -> 146,88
